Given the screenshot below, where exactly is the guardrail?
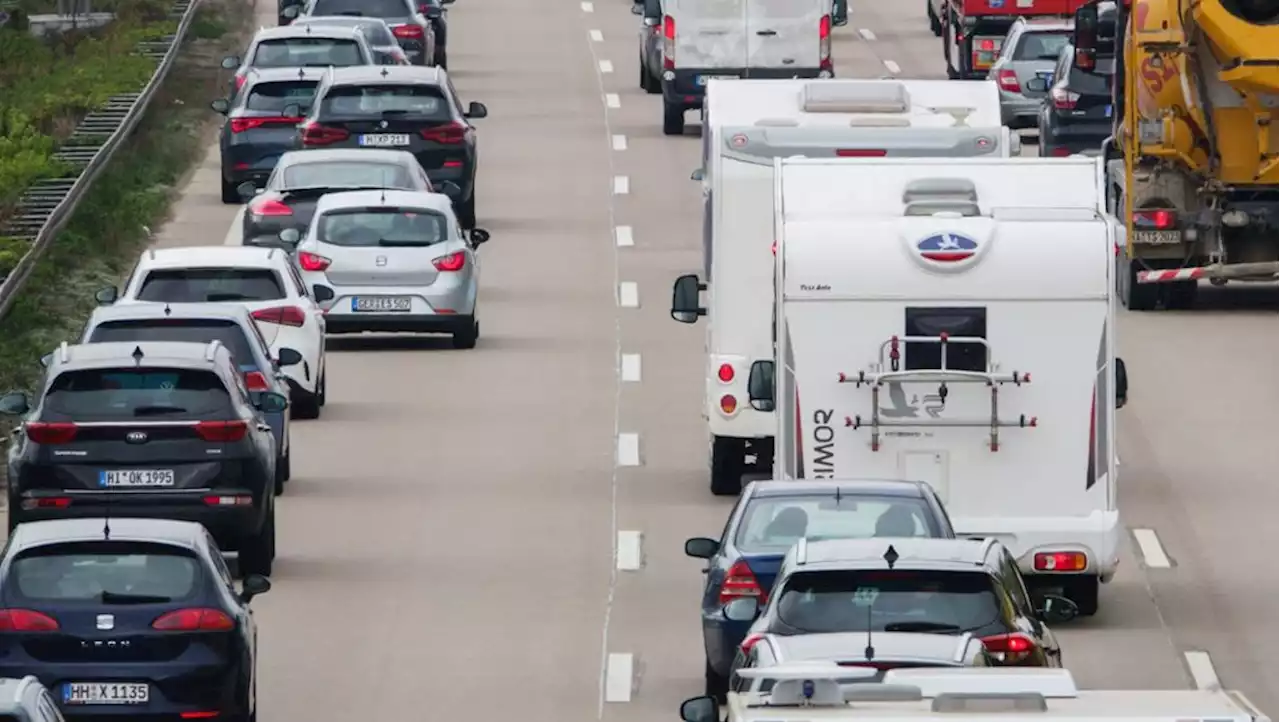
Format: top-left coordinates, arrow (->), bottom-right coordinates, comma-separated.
0,0 -> 201,320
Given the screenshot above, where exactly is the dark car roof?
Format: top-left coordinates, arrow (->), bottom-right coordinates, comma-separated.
744,479 -> 932,499
8,518 -> 205,552
47,341 -> 226,372
325,64 -> 446,87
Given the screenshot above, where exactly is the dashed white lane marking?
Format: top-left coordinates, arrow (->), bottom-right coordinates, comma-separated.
604,652 -> 635,702
589,28 -> 603,42
613,175 -> 630,195
598,59 -> 614,73
620,353 -> 642,382
614,225 -> 634,247
605,93 -> 621,109
1132,528 -> 1172,569
858,27 -> 876,41
616,531 -> 643,571
1184,651 -> 1221,690
883,59 -> 901,75
611,134 -> 627,151
580,1 -> 593,11
616,433 -> 640,467
618,281 -> 639,308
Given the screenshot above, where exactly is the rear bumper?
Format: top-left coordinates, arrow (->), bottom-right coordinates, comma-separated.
1039,120 -> 1111,155
954,510 -> 1122,582
10,489 -> 267,544
0,658 -> 245,719
323,313 -> 472,335
220,144 -> 289,186
700,614 -> 754,677
309,282 -> 476,321
998,96 -> 1042,128
662,67 -> 828,107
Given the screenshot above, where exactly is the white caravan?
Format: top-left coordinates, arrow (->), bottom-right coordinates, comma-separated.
694,156 -> 1127,615
669,79 -> 1018,498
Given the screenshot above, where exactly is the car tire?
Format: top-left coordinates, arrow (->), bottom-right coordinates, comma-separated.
638,54 -> 647,90
456,189 -> 476,229
221,176 -> 241,205
1065,576 -> 1099,616
644,69 -> 661,94
1166,280 -> 1198,309
662,101 -> 685,136
292,385 -> 321,420
274,449 -> 290,495
239,504 -> 276,578
704,659 -> 728,703
317,368 -> 327,407
435,50 -> 447,69
452,317 -> 479,350
1118,256 -> 1159,311
710,435 -> 745,497
928,0 -> 942,36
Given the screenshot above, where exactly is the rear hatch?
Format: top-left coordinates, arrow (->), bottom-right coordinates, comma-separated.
745,0 -> 822,70
128,267 -> 296,345
1007,31 -> 1070,98
672,0 -> 748,70
227,80 -> 318,168
1062,61 -> 1114,123
312,206 -> 454,288
311,84 -> 467,172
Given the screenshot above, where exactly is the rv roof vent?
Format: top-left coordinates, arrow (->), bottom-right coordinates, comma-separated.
802,81 -> 910,114
926,106 -> 978,127
848,116 -> 912,127
931,693 -> 1049,713
755,117 -> 800,127
902,178 -> 978,205
904,201 -> 982,217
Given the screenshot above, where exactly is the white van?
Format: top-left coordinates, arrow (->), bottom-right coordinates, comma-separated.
654,0 -> 843,136
678,156 -> 1127,615
669,79 -> 1017,498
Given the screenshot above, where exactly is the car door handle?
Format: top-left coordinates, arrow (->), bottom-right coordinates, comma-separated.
756,29 -> 777,36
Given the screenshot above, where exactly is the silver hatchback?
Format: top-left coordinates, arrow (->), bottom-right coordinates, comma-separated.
284,189 -> 490,348
989,19 -> 1073,129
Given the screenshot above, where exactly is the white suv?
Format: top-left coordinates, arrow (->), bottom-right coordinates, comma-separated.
96,245 -> 329,418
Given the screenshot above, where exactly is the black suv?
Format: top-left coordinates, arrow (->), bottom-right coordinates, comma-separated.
1035,45 -> 1115,157
0,341 -> 285,576
289,0 -> 447,68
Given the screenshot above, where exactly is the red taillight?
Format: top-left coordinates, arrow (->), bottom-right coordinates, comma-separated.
719,395 -> 738,414
740,633 -> 765,654
0,609 -> 59,632
717,363 -> 735,383
819,14 -> 832,68
24,421 -> 78,444
662,15 -> 675,69
718,560 -> 764,605
978,38 -> 995,51
835,148 -> 887,157
1134,209 -> 1176,229
392,23 -> 424,39
1050,147 -> 1072,157
432,251 -> 466,271
996,69 -> 1021,93
230,117 -> 294,133
234,74 -> 247,91
25,497 -> 72,510
301,122 -> 350,147
1034,551 -> 1088,572
252,305 -> 307,327
297,251 -> 332,272
419,122 -> 467,144
195,420 -> 249,443
243,371 -> 271,392
771,240 -> 777,256
180,713 -> 222,720
1050,86 -> 1079,110
980,633 -> 1038,664
250,199 -> 293,217
152,608 -> 236,632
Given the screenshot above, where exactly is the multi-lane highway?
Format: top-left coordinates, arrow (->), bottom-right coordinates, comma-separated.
144,0 -> 1280,717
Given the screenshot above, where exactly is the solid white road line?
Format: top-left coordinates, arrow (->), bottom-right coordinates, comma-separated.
883,59 -> 901,75
598,59 -> 614,73
616,433 -> 640,467
223,210 -> 243,246
605,93 -> 621,109
580,1 -> 593,11
604,653 -> 634,702
613,176 -> 630,195
618,281 -> 639,308
611,134 -> 627,151
589,29 -> 603,42
614,225 -> 634,247
858,27 -> 876,41
1132,528 -> 1173,568
620,353 -> 642,382
616,531 -> 643,571
1184,651 -> 1221,690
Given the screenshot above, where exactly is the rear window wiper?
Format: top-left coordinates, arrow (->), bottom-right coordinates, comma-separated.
101,590 -> 173,604
205,292 -> 253,302
882,621 -> 962,633
377,238 -> 436,246
132,405 -> 189,416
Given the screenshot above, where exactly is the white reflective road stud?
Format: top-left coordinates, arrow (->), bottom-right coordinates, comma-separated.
589,29 -> 603,42
580,1 -> 593,11
858,27 -> 876,40
883,59 -> 901,75
613,176 -> 630,195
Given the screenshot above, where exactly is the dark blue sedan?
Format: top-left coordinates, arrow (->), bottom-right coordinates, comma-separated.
684,479 -> 956,700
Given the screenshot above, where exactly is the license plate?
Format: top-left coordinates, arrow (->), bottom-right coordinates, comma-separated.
63,682 -> 149,705
1104,104 -> 1112,117
697,75 -> 737,86
99,469 -> 175,488
358,133 -> 411,147
351,296 -> 412,312
1133,230 -> 1182,245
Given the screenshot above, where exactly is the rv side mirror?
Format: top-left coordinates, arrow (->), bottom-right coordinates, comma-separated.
438,180 -> 462,198
832,0 -> 848,26
94,286 -> 118,305
281,4 -> 300,18
1114,357 -> 1128,409
1025,76 -> 1049,93
722,597 -> 760,622
1034,593 -> 1079,624
1072,4 -> 1099,70
679,696 -> 719,722
39,354 -> 52,369
690,168 -> 704,182
670,274 -> 706,323
0,391 -> 30,416
747,360 -> 775,412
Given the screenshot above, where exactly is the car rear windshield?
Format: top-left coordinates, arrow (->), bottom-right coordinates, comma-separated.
44,367 -> 233,420
320,84 -> 450,120
774,570 -> 1003,635
311,0 -> 409,17
1067,65 -> 1112,95
245,80 -> 319,113
87,320 -> 259,370
10,542 -> 201,603
136,268 -> 285,303
251,37 -> 364,68
318,208 -> 448,246
735,495 -> 941,554
282,161 -> 414,189
305,18 -> 396,45
1013,31 -> 1070,61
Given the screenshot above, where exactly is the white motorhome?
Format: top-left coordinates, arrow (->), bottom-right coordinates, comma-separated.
694,156 -> 1128,615
669,79 -> 1018,498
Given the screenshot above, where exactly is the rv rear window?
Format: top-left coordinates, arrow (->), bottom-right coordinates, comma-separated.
903,307 -> 987,373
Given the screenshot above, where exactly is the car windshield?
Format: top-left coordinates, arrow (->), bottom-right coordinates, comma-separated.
312,0 -> 410,18
136,268 -> 285,303
251,37 -> 364,68
1014,31 -> 1070,60
282,161 -> 414,189
774,570 -> 1003,634
318,208 -> 448,246
11,543 -> 201,603
87,320 -> 261,370
320,84 -> 450,120
245,80 -> 318,113
43,367 -> 233,420
735,495 -> 940,554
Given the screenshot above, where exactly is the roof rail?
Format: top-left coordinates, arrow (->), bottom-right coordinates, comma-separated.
802,81 -> 909,114
931,692 -> 1048,712
795,536 -> 808,565
204,339 -> 224,362
949,632 -> 976,663
57,341 -> 71,365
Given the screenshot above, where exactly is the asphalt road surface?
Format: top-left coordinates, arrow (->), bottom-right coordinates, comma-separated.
131,0 -> 1280,717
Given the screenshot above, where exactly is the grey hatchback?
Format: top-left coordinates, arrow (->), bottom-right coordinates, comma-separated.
289,15 -> 411,65
989,19 -> 1073,129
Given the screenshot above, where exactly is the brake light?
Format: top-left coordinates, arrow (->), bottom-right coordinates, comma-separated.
1050,86 -> 1079,110
243,371 -> 271,391
1134,209 -> 1176,229
392,23 -> 424,39
300,121 -> 350,147
718,560 -> 764,604
717,363 -> 735,383
420,122 -> 467,144
297,251 -> 331,271
996,69 -> 1021,93
836,148 -> 886,157
978,38 -> 995,51
252,305 -> 307,327
180,713 -> 222,720
250,199 -> 292,217
972,37 -> 1000,68
152,608 -> 236,631
23,421 -> 78,444
0,609 -> 59,632
1050,147 -> 1072,157
980,633 -> 1038,664
719,394 -> 737,414
432,251 -> 466,271
230,117 -> 294,133
195,420 -> 249,443
740,633 -> 765,654
24,497 -> 72,510
662,15 -> 675,70
1034,551 -> 1088,572
819,15 -> 832,71
234,74 -> 247,91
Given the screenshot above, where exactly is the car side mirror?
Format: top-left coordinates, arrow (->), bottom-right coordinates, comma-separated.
39,354 -> 52,369
94,286 -> 118,305
1114,357 -> 1128,409
630,2 -> 642,14
465,101 -> 488,119
220,55 -> 241,69
722,597 -> 760,622
1034,593 -> 1079,624
679,696 -> 719,722
747,360 -> 775,412
670,273 -> 706,323
240,574 -> 272,602
469,228 -> 490,247
438,180 -> 461,197
281,4 -> 300,18
0,391 -> 31,416
1025,77 -> 1048,93
441,0 -> 454,4
312,285 -> 335,301
684,537 -> 720,559
210,98 -> 230,114
255,391 -> 289,413
690,168 -> 704,182
278,227 -> 302,246
236,181 -> 259,200
276,348 -> 303,367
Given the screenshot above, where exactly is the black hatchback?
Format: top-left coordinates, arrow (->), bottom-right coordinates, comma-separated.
1035,46 -> 1114,157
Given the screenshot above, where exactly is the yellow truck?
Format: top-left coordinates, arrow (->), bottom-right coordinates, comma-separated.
1071,0 -> 1277,310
